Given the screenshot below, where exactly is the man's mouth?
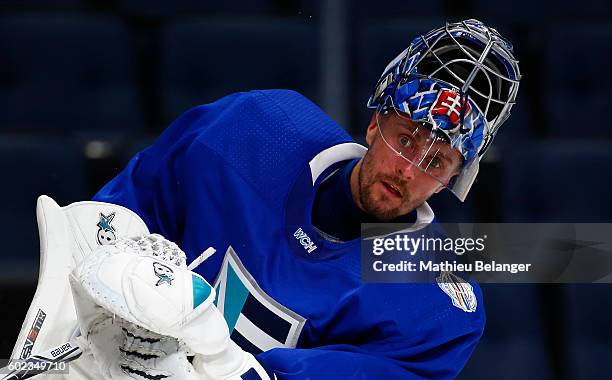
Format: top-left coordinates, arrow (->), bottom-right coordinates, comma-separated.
381,180 -> 402,198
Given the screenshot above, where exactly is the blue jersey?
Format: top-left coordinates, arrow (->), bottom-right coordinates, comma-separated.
93,90 -> 485,379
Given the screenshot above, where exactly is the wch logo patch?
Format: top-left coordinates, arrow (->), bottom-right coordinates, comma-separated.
213,247 -> 306,355
293,228 -> 317,253
96,212 -> 117,245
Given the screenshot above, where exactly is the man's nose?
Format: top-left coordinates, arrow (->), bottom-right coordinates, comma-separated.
395,157 -> 419,180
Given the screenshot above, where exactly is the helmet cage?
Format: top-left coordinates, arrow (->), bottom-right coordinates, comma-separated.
367,19 -> 521,201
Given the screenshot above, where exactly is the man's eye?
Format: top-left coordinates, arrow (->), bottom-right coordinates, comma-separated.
399,135 -> 412,148
430,157 -> 443,169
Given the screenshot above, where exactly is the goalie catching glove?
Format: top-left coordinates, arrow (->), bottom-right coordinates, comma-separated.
69,234 -> 271,380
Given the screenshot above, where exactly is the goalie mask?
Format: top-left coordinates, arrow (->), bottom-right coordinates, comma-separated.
367,19 -> 521,201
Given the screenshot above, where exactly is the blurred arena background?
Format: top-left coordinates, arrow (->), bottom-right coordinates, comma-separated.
0,1 -> 611,379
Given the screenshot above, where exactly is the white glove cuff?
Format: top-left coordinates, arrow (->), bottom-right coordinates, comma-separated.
193,341 -> 271,380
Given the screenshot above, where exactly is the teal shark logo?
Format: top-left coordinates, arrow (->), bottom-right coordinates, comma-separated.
96,212 -> 117,245
153,262 -> 174,286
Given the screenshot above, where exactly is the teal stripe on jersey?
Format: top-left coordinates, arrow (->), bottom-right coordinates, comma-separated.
224,264 -> 250,333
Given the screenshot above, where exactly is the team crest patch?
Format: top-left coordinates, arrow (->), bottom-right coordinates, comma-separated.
96,212 -> 117,245
431,88 -> 471,129
213,247 -> 306,355
153,262 -> 174,286
436,271 -> 477,313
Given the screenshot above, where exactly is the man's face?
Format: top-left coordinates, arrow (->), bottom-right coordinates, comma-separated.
351,111 -> 464,221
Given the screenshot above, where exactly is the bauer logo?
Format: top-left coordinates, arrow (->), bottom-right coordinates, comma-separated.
293,228 -> 317,253
96,212 -> 117,245
20,309 -> 47,359
153,262 -> 174,286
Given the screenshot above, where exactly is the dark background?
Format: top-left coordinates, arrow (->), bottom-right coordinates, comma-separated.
0,1 -> 611,379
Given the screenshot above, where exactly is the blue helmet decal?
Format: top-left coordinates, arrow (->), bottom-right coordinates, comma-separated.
391,78 -> 486,161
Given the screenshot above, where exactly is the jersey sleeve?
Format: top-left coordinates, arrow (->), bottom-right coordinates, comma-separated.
256,280 -> 485,380
92,92 -> 249,241
92,107 -> 198,240
256,321 -> 483,379
93,89 -> 347,242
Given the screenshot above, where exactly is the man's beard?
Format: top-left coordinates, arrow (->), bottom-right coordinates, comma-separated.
357,152 -> 411,221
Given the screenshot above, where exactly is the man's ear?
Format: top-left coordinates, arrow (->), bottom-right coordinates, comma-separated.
365,114 -> 377,146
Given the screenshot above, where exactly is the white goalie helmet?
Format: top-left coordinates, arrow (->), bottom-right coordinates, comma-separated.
368,19 -> 521,201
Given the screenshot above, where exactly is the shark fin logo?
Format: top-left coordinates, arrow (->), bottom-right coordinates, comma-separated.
213,247 -> 306,355
96,212 -> 117,245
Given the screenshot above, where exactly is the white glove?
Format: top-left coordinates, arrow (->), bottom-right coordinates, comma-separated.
69,234 -> 270,380
9,196 -> 151,380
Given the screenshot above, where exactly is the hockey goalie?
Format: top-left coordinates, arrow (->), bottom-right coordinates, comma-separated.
6,196 -> 270,380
